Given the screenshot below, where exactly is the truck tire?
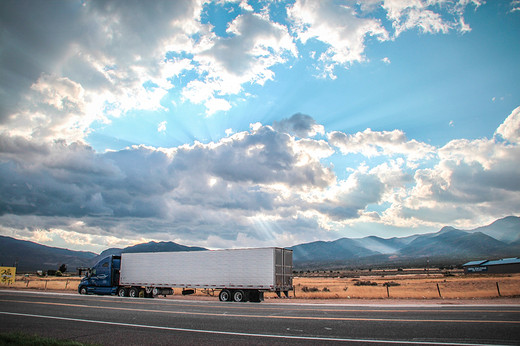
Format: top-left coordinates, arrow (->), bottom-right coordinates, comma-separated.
117,287 -> 128,297
219,289 -> 231,302
79,286 -> 87,295
129,287 -> 139,298
233,290 -> 246,302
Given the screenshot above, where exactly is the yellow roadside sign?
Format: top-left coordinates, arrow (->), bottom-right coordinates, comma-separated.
0,267 -> 16,284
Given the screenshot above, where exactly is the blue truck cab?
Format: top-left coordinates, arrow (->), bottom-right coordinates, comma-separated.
78,255 -> 121,295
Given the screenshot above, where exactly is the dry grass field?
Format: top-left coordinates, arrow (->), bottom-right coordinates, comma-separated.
2,276 -> 81,291
282,273 -> 520,299
2,272 -> 519,300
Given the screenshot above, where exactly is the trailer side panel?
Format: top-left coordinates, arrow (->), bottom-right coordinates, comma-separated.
120,248 -> 284,290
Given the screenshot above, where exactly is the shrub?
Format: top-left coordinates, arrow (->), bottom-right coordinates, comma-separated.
354,280 -> 378,286
383,281 -> 400,287
301,286 -> 319,292
322,287 -> 330,292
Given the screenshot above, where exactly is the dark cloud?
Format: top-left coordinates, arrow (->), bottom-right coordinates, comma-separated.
0,116 -> 339,249
0,123 -> 334,221
2,112 -> 520,249
0,1 -> 85,121
272,113 -> 324,138
0,0 -> 200,123
317,172 -> 385,221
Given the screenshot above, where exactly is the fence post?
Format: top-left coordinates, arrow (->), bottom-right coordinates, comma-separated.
65,279 -> 69,289
45,280 -> 48,291
436,283 -> 442,298
26,280 -> 29,288
496,282 -> 501,297
386,285 -> 390,298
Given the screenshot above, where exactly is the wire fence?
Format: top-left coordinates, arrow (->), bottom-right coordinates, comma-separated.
0,276 -> 81,291
288,274 -> 520,299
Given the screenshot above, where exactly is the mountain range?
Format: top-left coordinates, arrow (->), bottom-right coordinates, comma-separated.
289,216 -> 520,269
0,235 -> 97,272
91,241 -> 206,264
1,216 -> 518,272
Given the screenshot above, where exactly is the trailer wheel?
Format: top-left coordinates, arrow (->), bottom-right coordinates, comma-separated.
116,287 -> 127,297
233,290 -> 247,302
129,287 -> 139,298
152,287 -> 160,296
219,289 -> 232,302
79,286 -> 87,295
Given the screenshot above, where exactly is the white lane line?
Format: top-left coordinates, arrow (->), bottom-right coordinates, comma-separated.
0,311 -> 506,346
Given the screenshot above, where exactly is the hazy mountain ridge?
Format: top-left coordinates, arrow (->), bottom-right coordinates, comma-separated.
92,241 -> 207,263
1,216 -> 518,272
289,216 -> 520,268
469,216 -> 520,243
0,235 -> 97,272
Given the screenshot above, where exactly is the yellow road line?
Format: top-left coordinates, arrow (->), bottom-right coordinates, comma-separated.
50,296 -> 520,314
1,299 -> 519,324
36,294 -> 520,314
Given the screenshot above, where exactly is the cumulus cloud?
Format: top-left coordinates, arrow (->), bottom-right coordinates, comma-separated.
158,121 -> 167,133
288,0 -> 388,77
317,171 -> 386,221
0,0 -> 203,141
272,113 -> 325,138
183,11 -> 297,114
381,0 -> 481,36
0,1 -> 85,122
3,107 -> 519,251
328,128 -> 436,166
0,119 -> 338,250
495,106 -> 520,143
380,110 -> 520,228
1,74 -> 94,143
287,0 -> 478,78
0,0 -> 481,134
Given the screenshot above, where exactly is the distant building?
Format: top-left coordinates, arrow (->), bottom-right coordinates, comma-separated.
463,258 -> 520,274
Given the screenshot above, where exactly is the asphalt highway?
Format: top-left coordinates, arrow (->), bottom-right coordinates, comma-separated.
0,290 -> 519,345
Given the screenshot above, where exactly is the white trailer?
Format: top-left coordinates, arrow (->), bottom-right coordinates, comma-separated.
113,247 -> 293,302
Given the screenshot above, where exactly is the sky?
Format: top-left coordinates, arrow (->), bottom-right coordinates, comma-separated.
0,0 -> 519,254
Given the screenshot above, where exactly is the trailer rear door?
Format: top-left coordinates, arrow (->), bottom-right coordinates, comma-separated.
275,248 -> 293,290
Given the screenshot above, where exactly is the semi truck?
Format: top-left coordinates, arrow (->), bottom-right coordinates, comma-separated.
78,247 -> 293,302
